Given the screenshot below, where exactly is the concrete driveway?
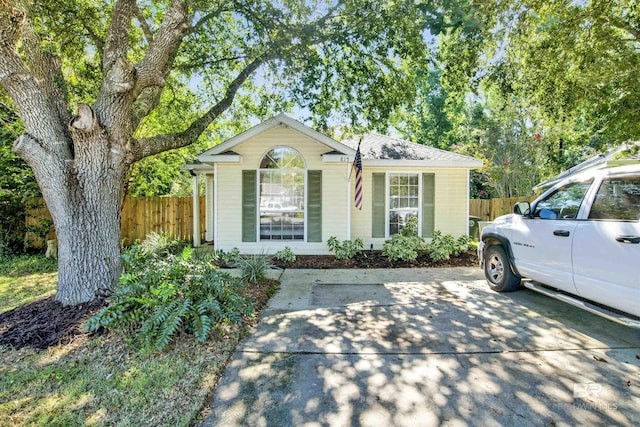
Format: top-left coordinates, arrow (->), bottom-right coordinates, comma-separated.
202,267 -> 640,426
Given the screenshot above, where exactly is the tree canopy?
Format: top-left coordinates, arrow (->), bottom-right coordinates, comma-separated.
398,0 -> 639,197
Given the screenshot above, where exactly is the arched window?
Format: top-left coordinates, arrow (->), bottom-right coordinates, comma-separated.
260,146 -> 305,169
259,147 -> 305,241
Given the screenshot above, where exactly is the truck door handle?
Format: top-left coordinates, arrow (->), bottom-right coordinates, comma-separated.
616,235 -> 640,244
553,230 -> 570,237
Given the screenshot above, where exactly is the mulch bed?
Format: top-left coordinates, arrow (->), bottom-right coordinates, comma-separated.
0,252 -> 477,351
271,250 -> 478,269
0,296 -> 105,351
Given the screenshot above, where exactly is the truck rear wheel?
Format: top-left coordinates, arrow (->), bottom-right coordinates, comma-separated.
484,245 -> 521,292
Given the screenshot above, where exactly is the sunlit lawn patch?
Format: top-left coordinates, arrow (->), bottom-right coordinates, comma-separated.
0,255 -> 58,313
0,332 -> 242,426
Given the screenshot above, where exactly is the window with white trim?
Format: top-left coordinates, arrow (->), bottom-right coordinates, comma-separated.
259,147 -> 305,240
388,173 -> 419,235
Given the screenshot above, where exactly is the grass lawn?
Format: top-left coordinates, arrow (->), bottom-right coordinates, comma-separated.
0,255 -> 279,426
0,255 -> 57,314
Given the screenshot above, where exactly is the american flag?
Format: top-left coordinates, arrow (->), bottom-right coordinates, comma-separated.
353,141 -> 363,210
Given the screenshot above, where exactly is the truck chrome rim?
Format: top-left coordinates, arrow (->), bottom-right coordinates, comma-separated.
488,255 -> 504,283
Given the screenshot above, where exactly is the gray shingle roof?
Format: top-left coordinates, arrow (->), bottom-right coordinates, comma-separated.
342,133 -> 479,163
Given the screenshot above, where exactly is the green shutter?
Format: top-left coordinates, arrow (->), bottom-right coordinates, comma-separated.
242,170 -> 257,242
372,173 -> 386,238
422,173 -> 435,238
307,170 -> 322,242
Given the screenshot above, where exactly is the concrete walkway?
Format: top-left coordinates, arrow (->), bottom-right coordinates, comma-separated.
202,267 -> 640,427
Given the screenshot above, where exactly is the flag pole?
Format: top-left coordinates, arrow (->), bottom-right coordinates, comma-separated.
352,137 -> 363,210
349,136 -> 362,181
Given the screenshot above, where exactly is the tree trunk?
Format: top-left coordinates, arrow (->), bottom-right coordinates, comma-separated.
54,188 -> 123,304
14,104 -> 130,305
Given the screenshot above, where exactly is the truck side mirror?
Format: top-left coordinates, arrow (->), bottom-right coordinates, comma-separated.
514,201 -> 531,216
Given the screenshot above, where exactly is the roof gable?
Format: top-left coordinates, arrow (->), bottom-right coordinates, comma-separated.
198,114 -> 355,161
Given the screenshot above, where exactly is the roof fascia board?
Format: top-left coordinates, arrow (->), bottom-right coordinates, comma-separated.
363,159 -> 484,168
199,154 -> 242,163
181,163 -> 215,171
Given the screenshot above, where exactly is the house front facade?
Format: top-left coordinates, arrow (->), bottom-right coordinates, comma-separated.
184,114 -> 483,254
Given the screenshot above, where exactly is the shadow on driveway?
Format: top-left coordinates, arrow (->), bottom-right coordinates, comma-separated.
201,268 -> 640,427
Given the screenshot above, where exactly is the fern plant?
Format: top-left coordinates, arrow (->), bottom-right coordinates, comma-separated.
85,246 -> 253,350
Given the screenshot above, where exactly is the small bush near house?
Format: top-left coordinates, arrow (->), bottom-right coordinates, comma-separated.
453,235 -> 470,255
427,231 -> 470,261
221,247 -> 241,266
275,246 -> 296,263
327,236 -> 364,260
85,245 -> 253,351
382,217 -> 426,262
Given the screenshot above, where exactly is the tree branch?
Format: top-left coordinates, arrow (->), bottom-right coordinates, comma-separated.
174,56 -> 248,71
0,4 -> 72,159
131,53 -> 270,161
102,0 -> 135,72
21,15 -> 71,125
82,21 -> 105,59
133,3 -> 154,43
607,15 -> 640,43
134,0 -> 191,96
191,5 -> 231,32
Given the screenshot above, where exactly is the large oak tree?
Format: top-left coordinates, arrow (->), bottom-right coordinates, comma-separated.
0,0 -> 460,304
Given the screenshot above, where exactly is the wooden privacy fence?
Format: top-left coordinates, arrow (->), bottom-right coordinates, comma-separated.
26,195 -> 535,248
469,196 -> 537,221
25,197 -> 206,248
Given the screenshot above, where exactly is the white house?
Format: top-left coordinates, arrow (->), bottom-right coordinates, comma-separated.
183,114 -> 483,254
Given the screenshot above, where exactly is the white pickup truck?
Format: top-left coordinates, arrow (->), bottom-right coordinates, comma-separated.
480,164 -> 640,327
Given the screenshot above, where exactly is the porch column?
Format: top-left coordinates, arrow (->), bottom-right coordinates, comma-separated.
205,173 -> 215,242
192,172 -> 201,247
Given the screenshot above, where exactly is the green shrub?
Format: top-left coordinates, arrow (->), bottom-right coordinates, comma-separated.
221,247 -> 241,266
427,231 -> 470,261
233,253 -> 273,283
454,235 -> 470,256
274,246 -> 296,263
327,236 -> 363,260
139,231 -> 187,257
382,217 -> 426,262
85,246 -> 253,351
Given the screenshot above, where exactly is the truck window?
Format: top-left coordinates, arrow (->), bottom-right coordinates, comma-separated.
534,180 -> 593,219
589,175 -> 640,221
